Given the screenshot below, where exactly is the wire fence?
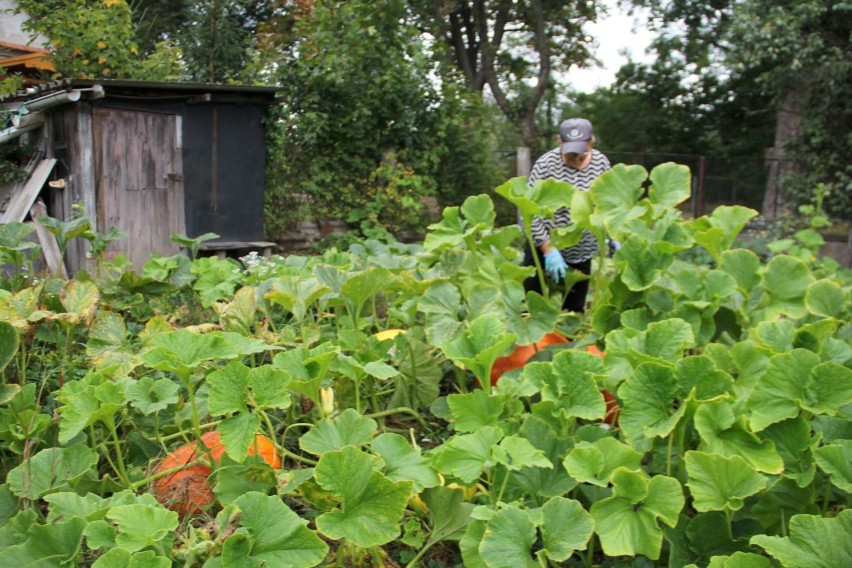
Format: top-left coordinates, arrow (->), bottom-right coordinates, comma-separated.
504,148 -> 780,218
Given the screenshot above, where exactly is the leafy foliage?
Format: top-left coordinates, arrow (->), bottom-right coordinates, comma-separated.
0,164 -> 850,566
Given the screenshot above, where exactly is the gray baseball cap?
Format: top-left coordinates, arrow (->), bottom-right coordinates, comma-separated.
559,118 -> 593,154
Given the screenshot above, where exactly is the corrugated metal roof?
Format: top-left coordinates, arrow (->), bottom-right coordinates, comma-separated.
1,78 -> 284,104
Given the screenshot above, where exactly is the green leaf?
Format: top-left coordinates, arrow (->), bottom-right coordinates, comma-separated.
805,279 -> 846,318
419,486 -> 474,544
814,440 -> 852,492
508,414 -> 577,499
140,330 -> 272,373
271,343 -> 338,404
60,279 -> 99,321
341,267 -> 395,314
418,281 -> 463,347
478,506 -> 538,568
314,446 -> 412,548
371,433 -> 440,492
563,436 -> 644,487
751,509 -> 852,568
618,362 -> 687,450
299,408 -> 377,455
0,516 -> 86,567
685,451 -> 767,513
759,255 -> 815,319
590,468 -> 684,560
748,349 -> 817,432
86,311 -> 136,376
264,276 -> 330,322
693,206 -> 758,262
7,444 -> 98,499
684,511 -> 754,563
719,249 -> 762,292
429,427 -> 503,484
56,372 -> 127,444
106,504 -> 179,553
0,321 -> 20,373
207,361 -> 252,415
803,361 -> 852,416
126,377 -> 179,416
751,479 -> 820,534
676,355 -> 735,401
761,417 -> 819,486
647,162 -> 691,208
590,164 -> 647,238
704,552 -> 775,567
524,350 -> 606,420
442,314 -> 515,387
92,549 -> 171,568
694,401 -> 784,474
447,390 -> 505,432
216,413 -> 262,462
539,497 -> 594,561
617,234 -> 674,291
216,492 -> 328,567
492,436 -> 552,471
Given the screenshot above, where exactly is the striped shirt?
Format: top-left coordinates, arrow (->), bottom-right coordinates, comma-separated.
527,148 -> 611,263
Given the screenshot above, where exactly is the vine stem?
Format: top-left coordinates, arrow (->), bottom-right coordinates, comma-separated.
363,406 -> 427,427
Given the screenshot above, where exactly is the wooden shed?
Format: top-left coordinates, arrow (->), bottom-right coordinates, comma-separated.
0,79 -> 281,273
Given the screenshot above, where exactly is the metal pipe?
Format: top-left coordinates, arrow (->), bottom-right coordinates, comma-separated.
23,89 -> 82,112
0,113 -> 45,143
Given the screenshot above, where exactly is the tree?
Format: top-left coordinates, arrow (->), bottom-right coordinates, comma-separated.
409,0 -> 603,150
265,0 -> 504,240
16,0 -> 182,80
625,0 -> 851,219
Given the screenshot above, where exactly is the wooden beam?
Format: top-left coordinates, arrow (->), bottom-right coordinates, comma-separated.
0,158 -> 56,223
29,199 -> 68,278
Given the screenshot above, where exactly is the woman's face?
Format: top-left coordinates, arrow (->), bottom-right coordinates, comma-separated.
561,143 -> 592,168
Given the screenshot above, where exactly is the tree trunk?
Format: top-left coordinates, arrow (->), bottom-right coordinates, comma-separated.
762,87 -> 804,219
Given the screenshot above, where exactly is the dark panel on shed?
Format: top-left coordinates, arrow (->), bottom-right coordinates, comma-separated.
182,104 -> 266,241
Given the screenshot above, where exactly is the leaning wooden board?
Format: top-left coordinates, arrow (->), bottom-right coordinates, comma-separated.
0,158 -> 57,224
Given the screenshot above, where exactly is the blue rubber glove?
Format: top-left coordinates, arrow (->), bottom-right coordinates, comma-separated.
544,249 -> 567,283
607,238 -> 621,257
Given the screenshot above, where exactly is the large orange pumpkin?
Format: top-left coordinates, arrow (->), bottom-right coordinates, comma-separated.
490,332 -> 570,386
585,345 -> 620,427
151,431 -> 280,514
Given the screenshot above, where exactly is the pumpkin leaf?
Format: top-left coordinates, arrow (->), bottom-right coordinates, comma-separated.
751,509 -> 852,568
314,446 -> 412,548
685,451 -> 767,513
538,496 -> 595,561
442,314 -> 515,388
371,433 -> 440,493
563,436 -> 644,487
478,506 -> 538,568
447,390 -> 505,432
618,362 -> 687,451
524,350 -> 606,421
7,444 -> 98,499
590,467 -> 684,560
0,321 -> 20,373
299,408 -> 377,455
814,440 -> 852,492
0,516 -> 86,567
429,427 -> 503,484
106,504 -> 179,553
209,492 -> 327,568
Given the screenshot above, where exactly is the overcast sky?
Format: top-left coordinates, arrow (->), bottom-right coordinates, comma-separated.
570,1 -> 656,93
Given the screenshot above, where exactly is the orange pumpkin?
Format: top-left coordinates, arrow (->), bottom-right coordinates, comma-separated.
585,345 -> 621,427
490,332 -> 570,386
152,431 -> 280,514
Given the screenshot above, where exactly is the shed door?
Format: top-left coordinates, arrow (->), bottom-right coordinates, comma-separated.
94,108 -> 185,271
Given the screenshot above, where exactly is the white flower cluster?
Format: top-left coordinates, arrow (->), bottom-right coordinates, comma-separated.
240,251 -> 275,281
